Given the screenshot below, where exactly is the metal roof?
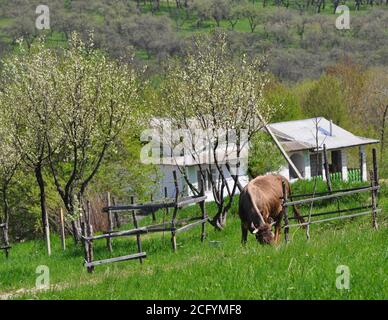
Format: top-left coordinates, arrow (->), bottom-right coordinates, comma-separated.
268,117 -> 379,152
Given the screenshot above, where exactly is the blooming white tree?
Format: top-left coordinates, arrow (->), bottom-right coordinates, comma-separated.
0,38 -> 61,255
157,32 -> 279,229
0,124 -> 21,247
46,33 -> 141,242
0,33 -> 141,244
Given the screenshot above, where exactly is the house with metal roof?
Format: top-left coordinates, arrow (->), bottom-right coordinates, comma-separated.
268,117 -> 379,182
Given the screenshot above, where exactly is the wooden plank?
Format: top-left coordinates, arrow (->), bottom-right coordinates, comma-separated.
284,186 -> 379,207
151,194 -> 156,221
291,185 -> 371,199
177,195 -> 207,208
282,179 -> 289,243
284,210 -> 381,229
103,202 -> 174,213
370,170 -> 378,230
176,218 -> 208,234
106,192 -> 113,252
372,148 -> 378,183
83,227 -> 149,241
323,144 -> 332,192
59,208 -> 66,251
113,197 -> 121,228
199,176 -> 207,242
164,187 -> 170,216
131,196 -> 143,264
258,113 -> 303,180
85,252 -> 147,268
171,171 -> 179,252
288,205 -> 373,220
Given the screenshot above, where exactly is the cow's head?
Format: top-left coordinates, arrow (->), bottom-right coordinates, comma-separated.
253,223 -> 275,244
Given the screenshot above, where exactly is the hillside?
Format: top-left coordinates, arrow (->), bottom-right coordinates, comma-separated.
1,1 -> 388,81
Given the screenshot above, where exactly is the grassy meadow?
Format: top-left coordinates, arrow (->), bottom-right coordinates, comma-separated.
0,180 -> 387,300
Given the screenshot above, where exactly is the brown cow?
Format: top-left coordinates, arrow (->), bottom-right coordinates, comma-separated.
238,174 -> 304,245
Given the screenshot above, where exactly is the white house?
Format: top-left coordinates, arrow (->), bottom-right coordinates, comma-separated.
268,117 -> 379,182
151,117 -> 378,201
148,118 -> 250,201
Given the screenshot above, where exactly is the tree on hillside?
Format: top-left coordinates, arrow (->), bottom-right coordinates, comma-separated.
45,33 -> 141,242
362,68 -> 388,169
302,75 -> 348,127
0,38 -> 61,255
122,14 -> 181,60
240,1 -> 265,33
0,125 -> 21,246
157,32 -> 278,229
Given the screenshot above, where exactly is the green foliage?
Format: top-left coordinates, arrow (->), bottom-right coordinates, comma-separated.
248,131 -> 286,178
265,82 -> 303,122
301,75 -> 348,127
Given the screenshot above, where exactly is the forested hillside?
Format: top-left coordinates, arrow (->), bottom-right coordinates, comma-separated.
0,0 -> 388,81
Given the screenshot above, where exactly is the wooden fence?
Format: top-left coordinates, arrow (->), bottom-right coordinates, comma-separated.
281,148 -> 380,243
0,222 -> 10,258
81,171 -> 207,273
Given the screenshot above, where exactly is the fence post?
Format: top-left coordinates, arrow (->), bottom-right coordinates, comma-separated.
164,187 -> 169,216
199,176 -> 207,242
2,223 -> 10,258
282,178 -> 289,244
86,201 -> 94,273
372,148 -> 379,230
372,148 -> 379,184
131,195 -> 143,264
59,208 -> 66,251
171,171 -> 179,252
113,196 -> 121,228
151,194 -> 156,222
323,144 -> 332,192
106,192 -> 113,252
370,170 -> 378,229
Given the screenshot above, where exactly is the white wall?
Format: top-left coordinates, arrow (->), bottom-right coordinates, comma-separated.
158,164 -> 249,202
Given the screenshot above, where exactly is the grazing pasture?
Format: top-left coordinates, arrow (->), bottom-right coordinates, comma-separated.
0,180 -> 386,300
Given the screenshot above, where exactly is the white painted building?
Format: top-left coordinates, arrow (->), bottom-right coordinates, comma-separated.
268,117 -> 379,182
148,118 -> 250,201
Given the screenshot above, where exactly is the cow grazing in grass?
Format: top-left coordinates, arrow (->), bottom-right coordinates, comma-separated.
238,174 -> 304,245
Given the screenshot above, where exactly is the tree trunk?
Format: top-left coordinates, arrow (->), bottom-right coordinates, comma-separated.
34,165 -> 51,256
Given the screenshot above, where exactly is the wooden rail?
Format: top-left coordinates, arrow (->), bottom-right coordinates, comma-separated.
82,170 -> 207,273
288,205 -> 373,220
290,185 -> 371,199
284,186 -> 378,207
85,252 -> 147,268
281,148 -> 381,242
285,209 -> 381,229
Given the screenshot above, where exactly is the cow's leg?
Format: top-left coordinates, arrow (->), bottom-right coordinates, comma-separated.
241,223 -> 248,245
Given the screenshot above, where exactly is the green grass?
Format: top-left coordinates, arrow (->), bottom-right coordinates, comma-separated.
0,182 -> 387,300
